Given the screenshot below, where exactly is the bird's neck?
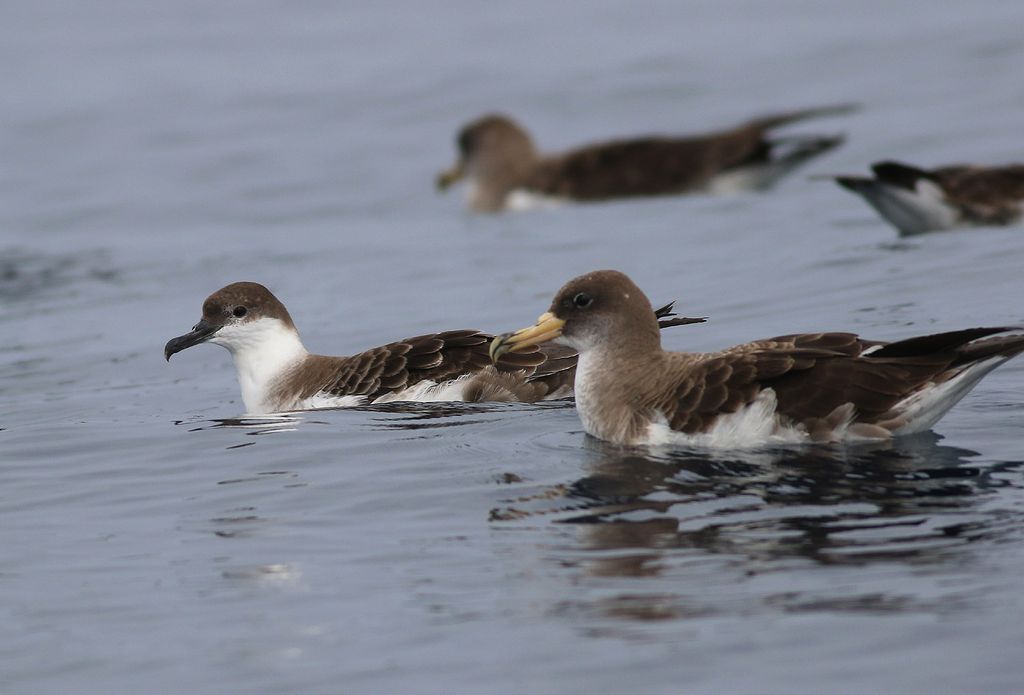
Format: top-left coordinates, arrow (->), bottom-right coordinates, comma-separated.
224,320 -> 309,413
574,344 -> 666,444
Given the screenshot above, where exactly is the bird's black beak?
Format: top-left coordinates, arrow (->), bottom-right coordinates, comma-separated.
164,319 -> 220,361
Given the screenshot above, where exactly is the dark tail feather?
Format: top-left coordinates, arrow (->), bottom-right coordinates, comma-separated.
871,161 -> 934,190
771,133 -> 845,166
953,331 -> 1024,365
653,301 -> 676,319
748,103 -> 859,131
738,134 -> 845,189
835,175 -> 876,193
660,316 -> 708,329
871,327 -> 1023,360
654,301 -> 708,330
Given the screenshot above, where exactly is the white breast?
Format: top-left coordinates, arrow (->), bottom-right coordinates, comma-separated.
212,317 -> 308,414
571,351 -> 608,438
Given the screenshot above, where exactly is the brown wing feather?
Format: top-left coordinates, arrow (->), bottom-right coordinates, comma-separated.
285,311 -> 703,406
522,105 -> 853,202
322,330 -> 495,400
288,329 -> 566,404
936,166 -> 1024,205
661,329 -> 1024,434
528,126 -> 766,200
661,350 -> 808,434
934,166 -> 1024,224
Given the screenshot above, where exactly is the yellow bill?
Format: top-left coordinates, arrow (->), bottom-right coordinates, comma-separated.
436,162 -> 465,191
489,312 -> 566,362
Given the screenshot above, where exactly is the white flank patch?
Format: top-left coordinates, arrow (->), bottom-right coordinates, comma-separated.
642,389 -> 815,448
705,168 -> 766,194
861,180 -> 958,235
370,375 -> 472,404
464,180 -> 481,207
302,393 -> 369,409
505,189 -> 565,211
298,376 -> 475,410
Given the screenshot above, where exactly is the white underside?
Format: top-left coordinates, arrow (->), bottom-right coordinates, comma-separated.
505,188 -> 566,211
856,179 -> 960,235
704,167 -> 774,194
463,180 -> 566,212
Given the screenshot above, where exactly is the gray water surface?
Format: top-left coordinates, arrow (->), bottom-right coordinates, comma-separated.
3,2 -> 1024,693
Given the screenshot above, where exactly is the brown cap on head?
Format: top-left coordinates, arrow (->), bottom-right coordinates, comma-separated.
437,114 -> 538,192
547,270 -> 661,350
456,114 -> 535,158
164,282 -> 296,361
490,270 -> 663,361
197,282 -> 295,330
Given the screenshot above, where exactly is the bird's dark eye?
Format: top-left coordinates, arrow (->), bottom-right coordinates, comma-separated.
572,293 -> 593,309
233,306 -> 247,318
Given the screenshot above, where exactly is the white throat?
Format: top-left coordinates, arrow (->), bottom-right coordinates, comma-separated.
572,349 -> 608,437
210,317 -> 308,413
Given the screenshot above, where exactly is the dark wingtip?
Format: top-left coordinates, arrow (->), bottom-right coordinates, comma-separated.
868,326 -> 1021,359
870,160 -> 932,190
819,132 -> 847,149
653,301 -> 676,319
753,103 -> 860,131
835,175 -> 872,192
654,301 -> 706,329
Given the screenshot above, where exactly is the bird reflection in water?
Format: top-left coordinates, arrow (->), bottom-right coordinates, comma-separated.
178,413 -> 302,436
359,400 -> 575,431
492,435 -> 1024,621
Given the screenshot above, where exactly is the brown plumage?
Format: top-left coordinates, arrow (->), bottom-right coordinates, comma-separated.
164,282 -> 703,414
274,329 -> 581,407
490,270 -> 1024,446
836,160 -> 1024,234
438,106 -> 853,212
